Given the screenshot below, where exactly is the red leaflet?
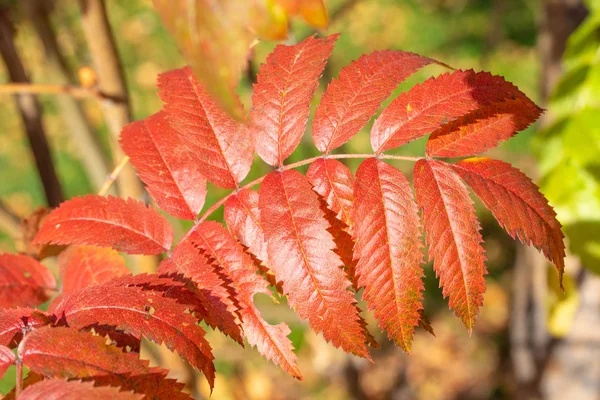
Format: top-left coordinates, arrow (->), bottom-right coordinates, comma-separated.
192,221 -> 301,379
20,326 -> 191,399
158,66 -> 253,188
251,35 -> 337,166
0,345 -> 15,379
414,159 -> 487,330
158,236 -> 243,344
0,254 -> 55,308
451,158 -> 565,284
120,111 -> 207,220
19,380 -> 144,400
371,70 -> 528,153
353,158 -> 424,351
306,158 -> 355,230
225,189 -> 269,265
259,170 -> 369,358
33,195 -> 173,255
224,189 -> 280,289
58,246 -> 129,295
426,99 -> 543,157
0,308 -> 51,347
313,50 -> 438,153
52,281 -> 215,389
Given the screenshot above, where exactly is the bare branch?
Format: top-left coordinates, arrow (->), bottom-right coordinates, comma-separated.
0,8 -> 64,208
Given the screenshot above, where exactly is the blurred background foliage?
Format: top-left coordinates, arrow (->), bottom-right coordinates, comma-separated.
0,0 -> 599,399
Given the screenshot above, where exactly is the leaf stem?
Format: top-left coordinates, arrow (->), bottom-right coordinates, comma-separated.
15,358 -> 22,398
184,153 -> 421,242
98,156 -> 130,196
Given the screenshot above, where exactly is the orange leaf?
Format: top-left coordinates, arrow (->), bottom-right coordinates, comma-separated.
452,158 -> 565,285
414,159 -> 487,331
353,158 -> 424,351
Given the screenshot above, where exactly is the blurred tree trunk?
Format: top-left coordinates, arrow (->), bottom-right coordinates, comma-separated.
537,2 -> 600,400
0,8 -> 64,208
511,1 -> 592,399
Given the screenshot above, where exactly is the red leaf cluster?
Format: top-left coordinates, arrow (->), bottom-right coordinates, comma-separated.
1,33 -> 564,395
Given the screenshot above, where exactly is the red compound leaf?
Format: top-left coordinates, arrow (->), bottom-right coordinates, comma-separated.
120,111 -> 207,220
353,158 -> 424,351
414,159 -> 487,331
192,221 -> 301,379
33,195 -> 173,255
251,35 -> 337,166
371,70 -> 529,153
20,326 -> 191,399
451,157 -> 565,285
58,246 -> 129,296
158,66 -> 253,188
52,280 -> 215,389
158,236 -> 243,344
259,169 -> 369,358
313,50 -> 440,153
0,254 -> 55,309
19,379 -> 144,400
426,98 -> 543,157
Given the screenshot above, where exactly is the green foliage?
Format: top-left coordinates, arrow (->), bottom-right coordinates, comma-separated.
537,3 -> 600,273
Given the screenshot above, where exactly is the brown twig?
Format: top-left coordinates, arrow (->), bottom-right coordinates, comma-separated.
0,199 -> 20,239
24,0 -> 113,191
77,0 -> 144,200
0,8 -> 64,208
98,156 -> 130,196
0,82 -> 104,99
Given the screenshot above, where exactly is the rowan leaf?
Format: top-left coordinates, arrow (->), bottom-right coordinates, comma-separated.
33,195 -> 173,255
259,169 -> 369,358
315,196 -> 379,349
158,66 -> 253,188
0,254 -> 55,308
426,98 -> 543,157
20,326 -> 191,399
0,345 -> 15,379
224,189 -> 280,290
52,280 -> 215,389
19,379 -> 144,400
353,158 -> 424,351
414,159 -> 487,330
306,158 -> 355,230
251,35 -> 337,166
371,70 -> 529,153
192,221 -> 301,379
57,246 -> 129,296
120,111 -> 207,220
451,158 -> 565,284
158,236 -> 243,344
313,50 -> 439,153
225,190 -> 269,266
0,308 -> 51,348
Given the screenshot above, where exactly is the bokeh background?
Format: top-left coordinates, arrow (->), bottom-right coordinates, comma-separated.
0,0 -> 599,399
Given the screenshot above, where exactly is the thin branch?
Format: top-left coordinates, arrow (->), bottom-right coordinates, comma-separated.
15,358 -> 22,398
77,0 -> 144,200
98,156 -> 130,196
0,199 -> 20,239
0,8 -> 64,207
0,82 -> 107,100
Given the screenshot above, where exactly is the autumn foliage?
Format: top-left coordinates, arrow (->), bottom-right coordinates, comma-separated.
0,34 -> 564,398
